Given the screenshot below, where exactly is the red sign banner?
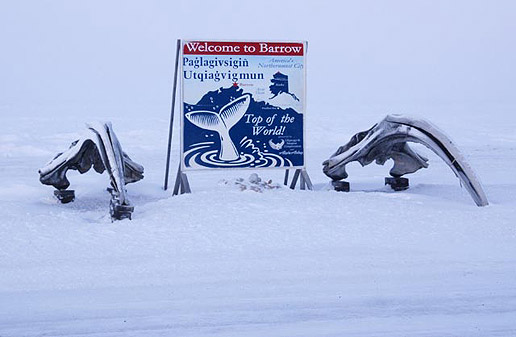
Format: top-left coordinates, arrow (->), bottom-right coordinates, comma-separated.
183,41 -> 304,56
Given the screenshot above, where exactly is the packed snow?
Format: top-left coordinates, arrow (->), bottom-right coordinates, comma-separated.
1,1 -> 515,336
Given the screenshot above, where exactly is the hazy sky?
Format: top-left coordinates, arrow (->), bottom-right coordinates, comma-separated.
1,0 -> 514,112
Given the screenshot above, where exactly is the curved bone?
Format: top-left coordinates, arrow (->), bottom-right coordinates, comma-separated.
38,138 -> 103,190
39,122 -> 144,200
323,115 -> 488,206
87,122 -> 129,205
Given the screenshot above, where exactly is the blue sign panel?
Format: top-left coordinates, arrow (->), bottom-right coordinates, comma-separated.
181,41 -> 306,170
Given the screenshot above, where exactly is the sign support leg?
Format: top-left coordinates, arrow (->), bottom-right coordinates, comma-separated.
173,163 -> 191,196
172,163 -> 182,196
301,169 -> 313,190
283,169 -> 290,186
286,168 -> 313,190
181,172 -> 191,194
289,169 -> 301,189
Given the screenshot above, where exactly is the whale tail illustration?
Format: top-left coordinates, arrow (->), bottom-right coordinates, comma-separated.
185,94 -> 250,161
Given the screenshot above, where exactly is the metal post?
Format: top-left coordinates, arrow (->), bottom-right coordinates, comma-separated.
283,169 -> 290,186
301,169 -> 314,190
164,39 -> 181,190
289,169 -> 301,189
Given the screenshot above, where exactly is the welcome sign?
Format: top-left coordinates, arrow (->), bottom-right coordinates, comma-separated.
181,40 -> 306,170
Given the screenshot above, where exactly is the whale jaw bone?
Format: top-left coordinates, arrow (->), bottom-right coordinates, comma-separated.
323,114 -> 489,207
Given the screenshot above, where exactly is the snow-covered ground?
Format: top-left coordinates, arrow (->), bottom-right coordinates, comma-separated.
1,1 -> 515,336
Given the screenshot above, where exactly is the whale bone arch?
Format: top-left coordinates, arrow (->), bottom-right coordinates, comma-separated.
322,115 -> 488,207
39,122 -> 144,219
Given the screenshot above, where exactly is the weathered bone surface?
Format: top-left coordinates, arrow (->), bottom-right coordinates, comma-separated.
322,115 -> 489,207
39,122 -> 144,219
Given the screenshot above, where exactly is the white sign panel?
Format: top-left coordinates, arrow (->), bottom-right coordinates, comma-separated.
181,40 -> 306,170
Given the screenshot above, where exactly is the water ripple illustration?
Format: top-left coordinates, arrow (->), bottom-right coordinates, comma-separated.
184,141 -> 292,169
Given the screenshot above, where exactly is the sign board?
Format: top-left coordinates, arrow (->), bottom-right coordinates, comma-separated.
180,40 -> 306,170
